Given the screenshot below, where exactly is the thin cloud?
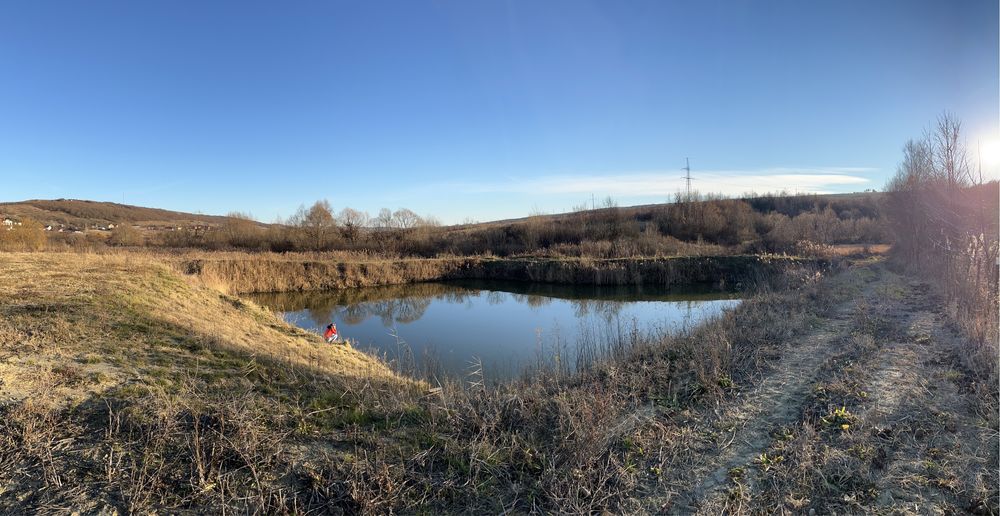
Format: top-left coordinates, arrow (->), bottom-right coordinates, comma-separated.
449,168 -> 874,197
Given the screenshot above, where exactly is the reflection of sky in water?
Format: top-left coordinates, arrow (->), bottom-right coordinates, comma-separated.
253,281 -> 741,381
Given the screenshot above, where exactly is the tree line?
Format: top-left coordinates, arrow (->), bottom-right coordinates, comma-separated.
12,190 -> 888,256
884,113 -> 999,396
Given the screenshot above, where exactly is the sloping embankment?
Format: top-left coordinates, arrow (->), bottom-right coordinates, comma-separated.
0,252 -> 407,407
184,254 -> 825,294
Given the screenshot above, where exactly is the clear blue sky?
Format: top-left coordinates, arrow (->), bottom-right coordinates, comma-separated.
2,0 -> 997,223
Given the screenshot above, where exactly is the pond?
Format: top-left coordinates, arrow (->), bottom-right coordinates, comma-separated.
248,280 -> 741,382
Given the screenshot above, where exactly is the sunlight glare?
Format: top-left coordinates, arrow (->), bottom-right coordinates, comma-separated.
978,138 -> 1000,169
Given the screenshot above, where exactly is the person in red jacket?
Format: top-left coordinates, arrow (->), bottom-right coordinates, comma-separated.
323,323 -> 339,343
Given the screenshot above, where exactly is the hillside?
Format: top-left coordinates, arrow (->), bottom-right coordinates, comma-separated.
458,191 -> 884,229
0,193 -> 890,255
0,199 -> 257,229
2,192 -> 883,233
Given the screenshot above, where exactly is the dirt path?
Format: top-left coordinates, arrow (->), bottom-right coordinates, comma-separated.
686,315 -> 851,502
861,284 -> 996,512
649,263 -> 998,514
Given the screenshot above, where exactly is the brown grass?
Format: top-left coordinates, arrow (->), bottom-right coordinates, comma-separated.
0,249 -> 833,512
0,252 -> 410,406
4,250 -> 990,513
169,249 -> 824,294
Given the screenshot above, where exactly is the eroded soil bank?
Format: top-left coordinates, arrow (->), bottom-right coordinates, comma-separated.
185,254 -> 822,294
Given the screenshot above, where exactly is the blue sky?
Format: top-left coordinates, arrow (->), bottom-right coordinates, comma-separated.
1,1 -> 997,223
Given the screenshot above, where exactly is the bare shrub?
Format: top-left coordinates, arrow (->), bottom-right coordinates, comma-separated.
108,224 -> 144,246
0,218 -> 47,251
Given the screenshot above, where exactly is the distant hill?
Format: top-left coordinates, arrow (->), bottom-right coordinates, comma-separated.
0,191 -> 884,233
0,199 -> 262,230
446,191 -> 885,230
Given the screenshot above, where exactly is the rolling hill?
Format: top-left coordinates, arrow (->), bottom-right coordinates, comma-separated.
0,199 -> 261,229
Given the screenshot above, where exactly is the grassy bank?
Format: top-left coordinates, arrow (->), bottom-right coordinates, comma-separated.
0,252 -> 425,511
0,250 -> 831,512
183,251 -> 821,294
2,251 -> 993,513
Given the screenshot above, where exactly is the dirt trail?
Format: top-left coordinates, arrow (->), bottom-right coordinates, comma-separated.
862,283 -> 996,512
660,269 -> 876,512
650,264 -> 997,514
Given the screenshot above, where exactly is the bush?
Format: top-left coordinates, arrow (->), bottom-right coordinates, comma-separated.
0,218 -> 47,251
108,225 -> 144,246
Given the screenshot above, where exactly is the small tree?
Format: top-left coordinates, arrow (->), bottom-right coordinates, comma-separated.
392,208 -> 421,230
374,208 -> 394,229
291,200 -> 337,250
220,211 -> 260,248
108,224 -> 143,247
338,207 -> 369,242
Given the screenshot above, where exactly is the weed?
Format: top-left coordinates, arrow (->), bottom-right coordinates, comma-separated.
820,406 -> 857,430
756,452 -> 784,472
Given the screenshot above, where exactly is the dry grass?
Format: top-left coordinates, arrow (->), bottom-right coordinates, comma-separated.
3,250 -> 991,513
725,267 -> 998,514
0,249 -> 832,513
166,249 -> 822,294
828,243 -> 892,256
0,252 -> 410,406
0,251 -> 428,512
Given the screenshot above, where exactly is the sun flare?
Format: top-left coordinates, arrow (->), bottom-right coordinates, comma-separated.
978,138 -> 1000,169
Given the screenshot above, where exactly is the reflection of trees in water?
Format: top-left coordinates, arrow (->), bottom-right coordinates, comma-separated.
568,299 -> 629,321
486,291 -> 505,306
575,298 -> 714,324
249,280 -> 734,330
249,282 -> 475,328
317,296 -> 435,326
509,293 -> 554,308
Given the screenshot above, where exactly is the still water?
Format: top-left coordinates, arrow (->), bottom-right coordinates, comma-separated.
249,280 -> 741,381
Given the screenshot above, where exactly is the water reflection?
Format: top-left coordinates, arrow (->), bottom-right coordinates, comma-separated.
249,280 -> 740,380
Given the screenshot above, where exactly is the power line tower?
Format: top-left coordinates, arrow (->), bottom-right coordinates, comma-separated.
680,157 -> 693,221
682,157 -> 692,202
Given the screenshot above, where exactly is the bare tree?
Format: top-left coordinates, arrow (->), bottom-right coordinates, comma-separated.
220,211 -> 260,248
392,208 -> 421,229
338,207 -> 369,242
291,200 -> 336,250
886,114 -> 999,363
108,223 -> 142,247
885,138 -> 934,262
930,112 -> 971,190
419,214 -> 441,227
374,208 -> 394,229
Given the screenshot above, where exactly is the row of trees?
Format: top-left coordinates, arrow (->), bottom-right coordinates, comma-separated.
884,113 -> 998,390
427,194 -> 885,257
106,192 -> 885,256
11,194 -> 887,257
150,202 -> 441,252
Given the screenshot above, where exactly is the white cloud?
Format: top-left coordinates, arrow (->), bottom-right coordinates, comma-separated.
447,168 -> 874,197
